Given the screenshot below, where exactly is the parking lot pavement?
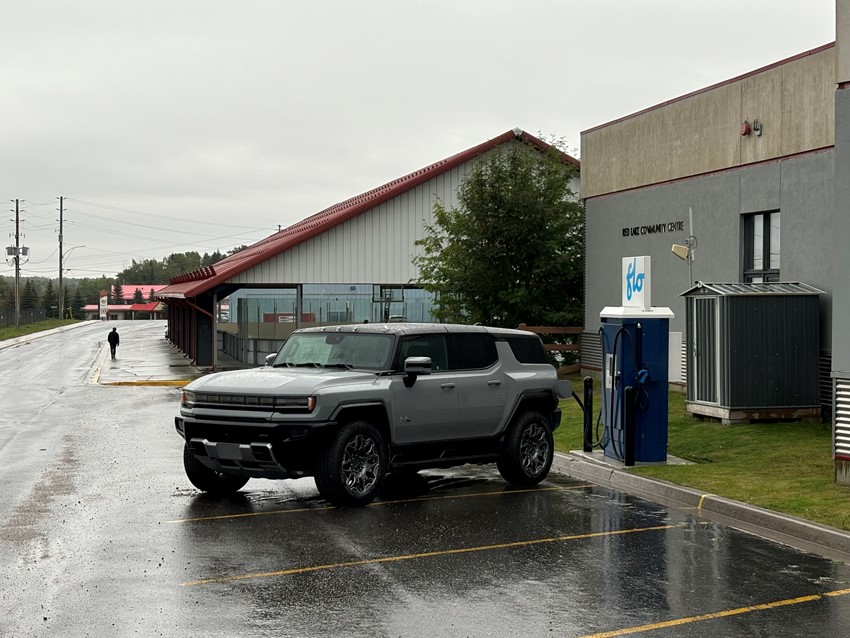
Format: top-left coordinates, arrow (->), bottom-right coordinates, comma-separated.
553,451 -> 850,564
36,320 -> 850,565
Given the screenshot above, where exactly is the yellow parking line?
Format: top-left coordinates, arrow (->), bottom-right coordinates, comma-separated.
578,589 -> 850,638
696,493 -> 716,510
103,379 -> 190,386
166,484 -> 588,524
179,523 -> 677,587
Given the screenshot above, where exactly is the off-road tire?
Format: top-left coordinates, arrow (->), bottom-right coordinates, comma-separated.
314,421 -> 387,506
497,411 -> 554,486
183,444 -> 249,494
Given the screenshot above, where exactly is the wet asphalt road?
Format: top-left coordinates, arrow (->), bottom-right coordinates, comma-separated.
2,321 -> 850,637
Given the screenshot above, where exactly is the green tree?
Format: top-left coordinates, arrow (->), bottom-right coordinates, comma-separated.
21,279 -> 40,310
72,287 -> 86,319
147,287 -> 156,302
132,288 -> 144,304
112,281 -> 125,304
0,277 -> 10,311
119,258 -> 165,285
62,286 -> 71,318
162,252 -> 202,279
201,250 -> 225,267
41,279 -> 58,317
413,141 -> 584,328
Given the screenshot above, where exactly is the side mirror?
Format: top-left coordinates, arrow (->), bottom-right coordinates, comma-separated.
265,353 -> 277,366
554,379 -> 573,399
403,356 -> 431,387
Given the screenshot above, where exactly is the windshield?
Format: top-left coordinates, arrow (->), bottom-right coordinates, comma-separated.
272,332 -> 394,371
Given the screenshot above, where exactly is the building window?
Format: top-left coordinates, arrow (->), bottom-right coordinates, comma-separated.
743,211 -> 780,283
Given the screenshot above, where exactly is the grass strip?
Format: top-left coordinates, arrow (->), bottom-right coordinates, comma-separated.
0,319 -> 82,342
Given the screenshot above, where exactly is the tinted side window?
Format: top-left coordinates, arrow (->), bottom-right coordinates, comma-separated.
448,334 -> 498,370
506,336 -> 548,364
395,334 -> 449,371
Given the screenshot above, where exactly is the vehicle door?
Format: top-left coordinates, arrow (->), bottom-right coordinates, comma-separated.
389,333 -> 459,443
449,333 -> 506,438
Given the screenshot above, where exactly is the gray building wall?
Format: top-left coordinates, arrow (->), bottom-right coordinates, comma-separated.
584,150 -> 834,350
834,90 -> 850,377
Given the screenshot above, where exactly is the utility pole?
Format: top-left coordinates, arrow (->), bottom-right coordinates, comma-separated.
14,199 -> 19,329
6,199 -> 28,329
58,196 -> 64,319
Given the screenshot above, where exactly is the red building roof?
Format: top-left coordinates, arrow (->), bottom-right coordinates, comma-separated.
157,129 -> 578,301
129,302 -> 162,311
112,284 -> 168,301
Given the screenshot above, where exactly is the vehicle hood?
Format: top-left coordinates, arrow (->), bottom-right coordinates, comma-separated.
184,366 -> 380,395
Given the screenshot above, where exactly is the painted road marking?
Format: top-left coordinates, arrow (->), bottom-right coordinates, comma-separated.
166,484 -> 589,524
696,492 -> 716,510
578,588 -> 850,638
179,523 -> 678,586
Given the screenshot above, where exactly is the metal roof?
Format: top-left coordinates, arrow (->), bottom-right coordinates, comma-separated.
157,129 -> 578,300
680,281 -> 825,297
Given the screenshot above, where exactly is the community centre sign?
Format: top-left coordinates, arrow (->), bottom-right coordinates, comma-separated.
622,220 -> 685,238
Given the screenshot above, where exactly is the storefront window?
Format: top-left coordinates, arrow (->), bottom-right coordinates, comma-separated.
233,284 -> 439,337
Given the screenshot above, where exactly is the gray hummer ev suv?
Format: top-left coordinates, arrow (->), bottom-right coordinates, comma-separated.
175,323 -> 571,506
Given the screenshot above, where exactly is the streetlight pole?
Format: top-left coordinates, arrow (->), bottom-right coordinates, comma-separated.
60,244 -> 85,319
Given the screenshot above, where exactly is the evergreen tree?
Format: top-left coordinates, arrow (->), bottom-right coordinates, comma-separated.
147,287 -> 156,302
0,277 -> 10,311
72,288 -> 86,319
113,282 -> 125,305
41,279 -> 58,317
21,279 -> 39,310
132,288 -> 144,304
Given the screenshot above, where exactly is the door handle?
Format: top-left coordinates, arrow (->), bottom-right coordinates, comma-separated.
440,383 -> 456,389
487,380 -> 502,386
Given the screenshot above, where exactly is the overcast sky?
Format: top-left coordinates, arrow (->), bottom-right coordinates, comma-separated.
1,1 -> 836,280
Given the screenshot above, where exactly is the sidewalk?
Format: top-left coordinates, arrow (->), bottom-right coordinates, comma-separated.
95,328 -> 205,386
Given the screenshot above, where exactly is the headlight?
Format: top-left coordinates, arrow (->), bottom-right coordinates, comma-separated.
181,390 -> 196,408
273,396 -> 316,412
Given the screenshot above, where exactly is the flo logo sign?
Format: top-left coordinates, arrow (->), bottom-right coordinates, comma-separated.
622,256 -> 651,309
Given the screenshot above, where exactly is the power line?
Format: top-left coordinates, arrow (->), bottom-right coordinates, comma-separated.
64,197 -> 274,231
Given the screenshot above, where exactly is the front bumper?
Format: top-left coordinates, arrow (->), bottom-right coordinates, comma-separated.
175,416 -> 335,478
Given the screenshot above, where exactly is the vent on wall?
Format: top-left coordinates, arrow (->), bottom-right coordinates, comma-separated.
835,378 -> 850,458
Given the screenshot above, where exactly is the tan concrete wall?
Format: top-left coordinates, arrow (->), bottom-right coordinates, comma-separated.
838,0 -> 850,84
581,46 -> 835,198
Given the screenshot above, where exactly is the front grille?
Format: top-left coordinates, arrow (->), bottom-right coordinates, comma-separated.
194,393 -> 312,412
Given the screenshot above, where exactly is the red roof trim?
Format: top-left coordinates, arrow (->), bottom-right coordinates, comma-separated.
582,42 -> 835,135
162,129 -> 578,298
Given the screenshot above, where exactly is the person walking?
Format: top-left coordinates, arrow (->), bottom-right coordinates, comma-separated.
107,326 -> 120,360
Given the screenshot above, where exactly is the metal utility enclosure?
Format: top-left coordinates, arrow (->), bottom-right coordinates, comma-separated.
682,282 -> 823,423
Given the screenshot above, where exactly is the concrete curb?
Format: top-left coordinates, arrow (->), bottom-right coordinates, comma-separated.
552,452 -> 850,563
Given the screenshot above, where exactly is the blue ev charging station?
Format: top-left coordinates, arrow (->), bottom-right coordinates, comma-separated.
599,256 -> 673,464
